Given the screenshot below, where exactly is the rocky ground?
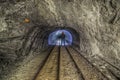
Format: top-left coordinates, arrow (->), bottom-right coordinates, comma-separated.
5,51 -> 48,80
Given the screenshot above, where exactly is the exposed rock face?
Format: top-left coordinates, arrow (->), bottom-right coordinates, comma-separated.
0,0 -> 120,79
35,0 -> 120,66
33,0 -> 120,54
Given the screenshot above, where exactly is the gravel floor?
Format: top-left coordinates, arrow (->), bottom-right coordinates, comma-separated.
6,52 -> 47,80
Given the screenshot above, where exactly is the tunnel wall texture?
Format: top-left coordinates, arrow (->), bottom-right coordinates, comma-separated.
0,0 -> 120,79
34,0 -> 120,60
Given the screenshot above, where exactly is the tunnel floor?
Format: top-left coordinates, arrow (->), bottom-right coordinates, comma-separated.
6,46 -> 112,80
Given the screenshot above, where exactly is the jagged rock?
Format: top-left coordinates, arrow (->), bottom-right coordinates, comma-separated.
0,0 -> 120,80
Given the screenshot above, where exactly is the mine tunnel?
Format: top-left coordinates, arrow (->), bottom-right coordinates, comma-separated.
0,0 -> 120,80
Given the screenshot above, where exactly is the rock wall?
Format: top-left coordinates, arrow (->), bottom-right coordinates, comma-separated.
0,0 -> 120,79
35,0 -> 120,61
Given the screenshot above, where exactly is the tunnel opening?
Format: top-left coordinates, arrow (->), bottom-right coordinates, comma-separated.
46,27 -> 80,48
48,30 -> 73,46
19,26 -> 80,56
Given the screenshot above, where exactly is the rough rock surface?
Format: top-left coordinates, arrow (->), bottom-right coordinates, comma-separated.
0,0 -> 120,79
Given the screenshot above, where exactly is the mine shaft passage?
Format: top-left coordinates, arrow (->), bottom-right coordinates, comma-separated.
48,30 -> 73,46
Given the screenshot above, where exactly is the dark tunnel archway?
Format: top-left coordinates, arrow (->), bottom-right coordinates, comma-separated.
44,27 -> 80,48
48,30 -> 73,46
19,26 -> 80,56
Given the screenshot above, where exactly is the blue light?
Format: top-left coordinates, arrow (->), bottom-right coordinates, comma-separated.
48,30 -> 72,46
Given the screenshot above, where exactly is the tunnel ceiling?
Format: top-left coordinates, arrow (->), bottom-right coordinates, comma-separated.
0,0 -> 120,79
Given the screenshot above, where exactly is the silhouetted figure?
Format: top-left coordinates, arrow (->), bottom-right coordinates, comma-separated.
61,32 -> 65,39
57,32 -> 65,39
54,32 -> 65,45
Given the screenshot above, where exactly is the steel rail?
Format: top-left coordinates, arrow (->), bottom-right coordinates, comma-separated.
65,47 -> 85,80
32,46 -> 55,80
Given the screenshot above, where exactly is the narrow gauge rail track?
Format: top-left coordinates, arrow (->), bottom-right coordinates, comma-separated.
59,47 -> 85,80
32,46 -> 110,80
32,46 -> 60,80
67,46 -> 109,80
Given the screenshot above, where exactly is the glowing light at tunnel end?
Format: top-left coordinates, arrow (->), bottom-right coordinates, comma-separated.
48,30 -> 73,46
